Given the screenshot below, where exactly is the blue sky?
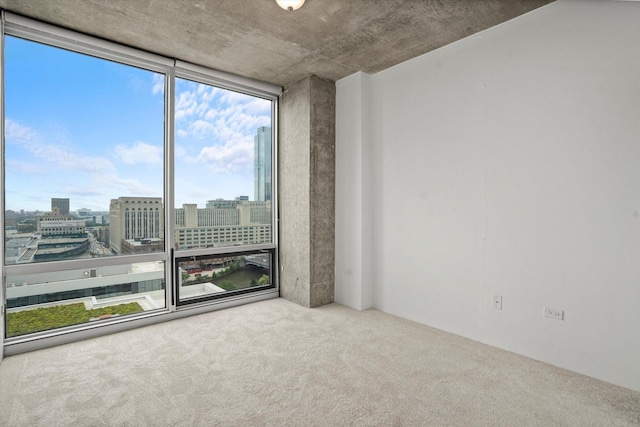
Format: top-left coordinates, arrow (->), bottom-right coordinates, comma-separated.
4,35 -> 272,212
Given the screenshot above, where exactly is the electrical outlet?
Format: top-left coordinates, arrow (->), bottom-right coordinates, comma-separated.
492,295 -> 502,310
543,307 -> 564,320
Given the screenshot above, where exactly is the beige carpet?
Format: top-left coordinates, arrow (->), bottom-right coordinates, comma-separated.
0,298 -> 638,426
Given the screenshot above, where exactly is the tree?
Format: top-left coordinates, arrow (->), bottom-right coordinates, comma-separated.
258,274 -> 270,285
218,280 -> 236,291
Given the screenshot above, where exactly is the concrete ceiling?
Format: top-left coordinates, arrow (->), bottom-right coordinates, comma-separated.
0,0 -> 554,87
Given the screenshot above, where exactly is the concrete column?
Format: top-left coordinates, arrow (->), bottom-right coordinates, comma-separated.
279,75 -> 335,308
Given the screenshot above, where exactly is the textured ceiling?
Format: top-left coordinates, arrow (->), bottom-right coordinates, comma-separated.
0,0 -> 554,87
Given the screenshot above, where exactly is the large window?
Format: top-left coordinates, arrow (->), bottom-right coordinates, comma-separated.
4,36 -> 165,263
173,78 -> 273,251
1,14 -> 280,344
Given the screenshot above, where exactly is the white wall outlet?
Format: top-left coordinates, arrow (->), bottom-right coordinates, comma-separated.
544,307 -> 564,320
492,295 -> 502,310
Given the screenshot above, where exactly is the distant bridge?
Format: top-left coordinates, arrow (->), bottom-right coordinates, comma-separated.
244,255 -> 269,269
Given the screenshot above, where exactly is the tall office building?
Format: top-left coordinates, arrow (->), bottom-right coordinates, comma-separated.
109,197 -> 164,254
36,211 -> 73,232
254,126 -> 271,202
174,200 -> 271,250
51,198 -> 70,215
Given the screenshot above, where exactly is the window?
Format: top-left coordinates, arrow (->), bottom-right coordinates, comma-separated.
172,75 -> 276,304
5,262 -> 165,337
174,79 -> 272,240
1,13 -> 280,344
4,36 -> 165,262
3,34 -> 168,337
175,251 -> 273,305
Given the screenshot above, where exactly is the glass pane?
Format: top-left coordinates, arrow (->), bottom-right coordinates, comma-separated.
5,261 -> 166,337
174,78 -> 272,250
4,36 -> 165,265
178,253 -> 271,301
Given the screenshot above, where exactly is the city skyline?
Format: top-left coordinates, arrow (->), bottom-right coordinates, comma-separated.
4,35 -> 272,212
4,193 -> 264,216
5,194 -> 273,263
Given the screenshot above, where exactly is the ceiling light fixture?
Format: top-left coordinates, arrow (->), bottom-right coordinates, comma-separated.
275,0 -> 306,12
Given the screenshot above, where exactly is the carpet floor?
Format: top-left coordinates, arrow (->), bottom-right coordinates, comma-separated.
0,298 -> 638,426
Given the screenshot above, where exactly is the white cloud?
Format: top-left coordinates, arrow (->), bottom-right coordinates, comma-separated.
5,159 -> 48,176
183,119 -> 215,140
6,121 -> 113,174
245,98 -> 272,115
200,86 -> 220,103
152,73 -> 164,95
173,85 -> 271,179
220,90 -> 254,105
93,172 -> 161,197
113,176 -> 161,196
5,119 -> 36,142
175,144 -> 187,157
4,118 -> 163,209
175,90 -> 196,121
197,136 -> 254,173
114,141 -> 163,165
33,141 -> 112,173
174,81 -> 270,144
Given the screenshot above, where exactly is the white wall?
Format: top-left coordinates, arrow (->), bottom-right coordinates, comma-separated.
335,72 -> 373,310
336,0 -> 640,391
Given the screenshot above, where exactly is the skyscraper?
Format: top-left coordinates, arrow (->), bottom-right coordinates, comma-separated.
51,198 -> 70,215
254,126 -> 271,202
109,197 -> 164,254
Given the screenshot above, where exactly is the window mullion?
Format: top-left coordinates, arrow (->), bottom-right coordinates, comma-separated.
166,66 -> 176,312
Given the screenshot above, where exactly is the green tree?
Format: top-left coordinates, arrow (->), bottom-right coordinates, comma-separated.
258,274 -> 270,285
218,280 -> 236,291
